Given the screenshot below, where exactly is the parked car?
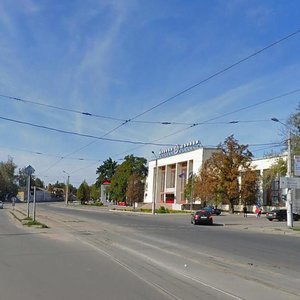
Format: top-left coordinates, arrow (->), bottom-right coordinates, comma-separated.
191,210 -> 213,225
0,201 -> 3,209
203,206 -> 221,216
266,209 -> 300,221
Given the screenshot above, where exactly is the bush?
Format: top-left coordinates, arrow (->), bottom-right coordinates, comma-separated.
157,206 -> 169,214
91,201 -> 103,206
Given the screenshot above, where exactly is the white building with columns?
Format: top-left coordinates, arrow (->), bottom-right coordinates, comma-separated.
144,143 -> 300,213
144,141 -> 217,207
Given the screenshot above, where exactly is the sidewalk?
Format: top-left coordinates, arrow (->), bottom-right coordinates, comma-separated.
218,213 -> 300,236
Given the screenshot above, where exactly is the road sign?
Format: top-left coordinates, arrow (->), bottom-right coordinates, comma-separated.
280,177 -> 300,189
24,165 -> 35,176
294,155 -> 300,176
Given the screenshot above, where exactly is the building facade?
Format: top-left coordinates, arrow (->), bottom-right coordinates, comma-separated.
144,143 -> 300,213
144,141 -> 217,206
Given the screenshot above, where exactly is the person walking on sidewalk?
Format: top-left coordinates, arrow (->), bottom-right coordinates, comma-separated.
11,197 -> 16,211
243,206 -> 247,217
255,206 -> 261,218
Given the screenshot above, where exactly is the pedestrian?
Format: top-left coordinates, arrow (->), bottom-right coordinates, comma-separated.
258,207 -> 262,218
255,206 -> 261,218
12,197 -> 15,210
243,206 -> 247,217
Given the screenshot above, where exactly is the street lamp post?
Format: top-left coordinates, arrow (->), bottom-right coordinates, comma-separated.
152,151 -> 158,215
271,118 -> 293,227
63,171 -> 70,206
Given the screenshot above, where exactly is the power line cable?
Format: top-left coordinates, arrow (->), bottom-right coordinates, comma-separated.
126,28 -> 300,122
0,115 -> 176,147
72,29 -> 300,164
3,29 -> 298,134
0,94 -> 125,122
0,144 -> 101,161
109,87 -> 300,159
26,29 -> 300,176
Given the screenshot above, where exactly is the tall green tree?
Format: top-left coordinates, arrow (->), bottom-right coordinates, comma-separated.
109,155 -> 147,203
77,181 -> 90,204
0,158 -> 18,201
96,158 -> 118,186
90,184 -> 100,201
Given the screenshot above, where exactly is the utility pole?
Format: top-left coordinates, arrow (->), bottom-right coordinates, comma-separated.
32,186 -> 36,222
287,129 -> 293,227
63,171 -> 70,206
27,175 -> 30,218
66,175 -> 69,205
24,165 -> 35,218
152,151 -> 158,215
271,118 -> 293,227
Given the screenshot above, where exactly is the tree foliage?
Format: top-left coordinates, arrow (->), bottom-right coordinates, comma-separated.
126,173 -> 145,206
16,167 -> 44,189
109,155 -> 147,203
240,169 -> 259,205
287,103 -> 300,161
184,175 -> 197,204
194,159 -> 222,207
0,158 -> 18,201
194,135 -> 254,212
96,158 -> 118,186
77,181 -> 90,204
90,184 -> 100,201
262,157 -> 287,190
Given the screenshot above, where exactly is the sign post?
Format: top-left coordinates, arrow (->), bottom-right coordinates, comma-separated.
24,165 -> 35,218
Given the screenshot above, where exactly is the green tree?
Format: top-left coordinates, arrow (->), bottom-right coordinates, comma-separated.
262,157 -> 287,190
184,175 -> 197,205
109,155 -> 147,203
96,158 -> 118,186
126,173 -> 145,206
33,177 -> 45,188
77,181 -> 90,204
16,167 -> 28,188
90,184 -> 100,201
0,158 -> 18,201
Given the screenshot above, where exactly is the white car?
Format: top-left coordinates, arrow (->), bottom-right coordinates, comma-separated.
0,201 -> 3,209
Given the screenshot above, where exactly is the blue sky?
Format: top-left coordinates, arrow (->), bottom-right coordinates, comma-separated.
0,0 -> 300,186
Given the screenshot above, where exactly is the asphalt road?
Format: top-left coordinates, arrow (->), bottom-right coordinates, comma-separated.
2,204 -> 300,299
0,208 -> 176,300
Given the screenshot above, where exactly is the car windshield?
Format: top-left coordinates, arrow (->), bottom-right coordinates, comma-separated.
196,210 -> 210,216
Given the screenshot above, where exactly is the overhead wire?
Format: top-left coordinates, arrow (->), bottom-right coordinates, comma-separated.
8,29 -> 299,178
0,115 -> 176,147
49,28 -> 300,176
109,87 -> 300,159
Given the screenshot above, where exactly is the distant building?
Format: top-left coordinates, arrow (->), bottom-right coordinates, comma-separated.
101,181 -> 111,204
18,188 -> 52,202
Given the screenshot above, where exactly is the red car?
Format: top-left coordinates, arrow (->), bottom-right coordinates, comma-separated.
191,210 -> 213,225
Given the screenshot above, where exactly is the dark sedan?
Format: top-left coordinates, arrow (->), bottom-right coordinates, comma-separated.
266,209 -> 300,221
191,210 -> 213,225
